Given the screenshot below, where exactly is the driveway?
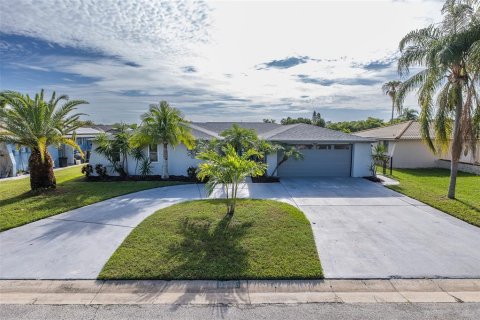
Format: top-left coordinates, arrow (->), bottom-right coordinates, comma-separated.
1,178 -> 479,279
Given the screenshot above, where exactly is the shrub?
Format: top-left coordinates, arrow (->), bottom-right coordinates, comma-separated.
81,164 -> 93,177
95,164 -> 108,180
186,166 -> 198,181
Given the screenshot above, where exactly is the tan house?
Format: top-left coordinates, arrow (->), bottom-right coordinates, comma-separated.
355,121 -> 479,175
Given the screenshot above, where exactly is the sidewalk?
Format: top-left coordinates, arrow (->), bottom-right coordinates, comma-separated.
1,279 -> 479,305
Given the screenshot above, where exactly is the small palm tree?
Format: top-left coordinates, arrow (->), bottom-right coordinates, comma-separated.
271,145 -> 304,176
220,124 -> 258,155
382,80 -> 403,123
0,90 -> 87,190
197,144 -> 267,215
133,101 -> 194,179
395,0 -> 480,199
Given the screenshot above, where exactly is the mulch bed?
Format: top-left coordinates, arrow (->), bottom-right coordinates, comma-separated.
251,176 -> 280,183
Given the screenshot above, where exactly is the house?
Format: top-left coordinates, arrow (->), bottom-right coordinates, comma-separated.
355,120 -> 480,175
89,122 -> 375,178
0,126 -> 105,178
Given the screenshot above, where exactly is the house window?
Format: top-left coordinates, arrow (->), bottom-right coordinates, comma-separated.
315,144 -> 330,150
334,145 -> 350,150
296,144 -> 313,150
112,148 -> 121,162
382,140 -> 389,152
149,144 -> 158,162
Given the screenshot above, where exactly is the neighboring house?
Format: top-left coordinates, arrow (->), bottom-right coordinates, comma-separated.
89,122 -> 374,178
355,120 -> 480,175
0,127 -> 105,178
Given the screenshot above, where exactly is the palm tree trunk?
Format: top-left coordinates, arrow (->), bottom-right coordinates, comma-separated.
29,148 -> 56,190
162,143 -> 169,179
448,84 -> 464,199
391,99 -> 395,123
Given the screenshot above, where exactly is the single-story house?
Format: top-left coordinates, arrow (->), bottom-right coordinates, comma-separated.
0,126 -> 106,178
355,120 -> 480,175
89,122 -> 375,178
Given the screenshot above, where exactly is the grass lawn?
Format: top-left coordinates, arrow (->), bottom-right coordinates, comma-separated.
383,168 -> 480,227
99,199 -> 323,280
0,166 -> 187,232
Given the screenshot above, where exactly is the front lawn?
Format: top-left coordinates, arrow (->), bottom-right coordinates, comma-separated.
99,199 -> 323,280
0,166 -> 187,232
384,168 -> 480,227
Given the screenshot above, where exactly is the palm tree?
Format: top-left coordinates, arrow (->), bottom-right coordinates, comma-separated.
0,90 -> 88,190
220,124 -> 258,155
271,145 -> 304,176
133,101 -> 194,179
399,108 -> 419,121
395,0 -> 480,199
197,144 -> 267,215
382,80 -> 403,123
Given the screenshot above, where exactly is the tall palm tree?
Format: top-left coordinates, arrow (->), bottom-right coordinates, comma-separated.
133,101 -> 194,179
0,90 -> 88,190
382,80 -> 403,123
395,0 -> 480,199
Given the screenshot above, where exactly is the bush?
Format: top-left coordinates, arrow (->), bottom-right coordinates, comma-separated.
95,164 -> 108,180
81,164 -> 93,177
186,166 -> 198,181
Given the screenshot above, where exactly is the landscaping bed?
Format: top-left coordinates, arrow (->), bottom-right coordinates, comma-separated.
0,166 -> 188,232
384,168 -> 480,227
99,199 -> 323,280
251,175 -> 280,183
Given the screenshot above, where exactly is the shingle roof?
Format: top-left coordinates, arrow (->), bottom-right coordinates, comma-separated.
74,127 -> 104,135
191,122 -> 374,142
355,121 -> 426,140
264,123 -> 374,142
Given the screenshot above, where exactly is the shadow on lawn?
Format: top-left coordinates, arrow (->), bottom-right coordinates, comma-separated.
166,212 -> 252,281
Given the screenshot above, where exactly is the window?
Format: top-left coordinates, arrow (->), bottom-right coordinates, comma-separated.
382,140 -> 389,152
315,144 -> 330,150
334,145 -> 350,150
296,144 -> 313,150
149,144 -> 158,162
112,148 -> 121,162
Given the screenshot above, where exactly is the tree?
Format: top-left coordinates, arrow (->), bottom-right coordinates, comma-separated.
382,80 -> 403,123
312,110 -> 326,127
395,0 -> 480,199
219,124 -> 258,155
133,101 -> 194,179
197,144 -> 267,215
326,117 -> 385,133
280,116 -> 312,125
398,108 -> 419,121
371,144 -> 390,176
263,118 -> 276,123
271,144 -> 304,176
94,123 -> 133,178
0,90 -> 87,190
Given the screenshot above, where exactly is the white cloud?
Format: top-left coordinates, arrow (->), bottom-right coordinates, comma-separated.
0,0 -> 444,122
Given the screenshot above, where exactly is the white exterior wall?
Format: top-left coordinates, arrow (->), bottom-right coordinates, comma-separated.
266,152 -> 278,176
351,142 -> 372,177
391,140 -> 438,168
89,142 -> 201,177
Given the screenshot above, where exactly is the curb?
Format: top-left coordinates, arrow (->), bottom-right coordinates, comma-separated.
1,279 -> 479,305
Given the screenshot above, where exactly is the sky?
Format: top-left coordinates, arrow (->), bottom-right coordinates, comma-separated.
0,0 -> 444,124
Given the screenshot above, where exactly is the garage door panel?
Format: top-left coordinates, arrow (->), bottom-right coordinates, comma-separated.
278,147 -> 351,177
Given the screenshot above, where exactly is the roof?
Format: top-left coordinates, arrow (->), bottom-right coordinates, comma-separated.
190,122 -> 374,143
355,121 -> 419,140
73,127 -> 104,135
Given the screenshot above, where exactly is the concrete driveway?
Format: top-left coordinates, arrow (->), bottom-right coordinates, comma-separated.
280,178 -> 480,279
1,178 -> 479,279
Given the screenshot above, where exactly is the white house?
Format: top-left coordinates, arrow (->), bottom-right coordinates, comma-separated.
89,122 -> 375,178
355,120 -> 480,175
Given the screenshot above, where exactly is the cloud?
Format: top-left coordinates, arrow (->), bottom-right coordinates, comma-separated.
297,74 -> 382,86
258,56 -> 310,70
182,66 -> 198,73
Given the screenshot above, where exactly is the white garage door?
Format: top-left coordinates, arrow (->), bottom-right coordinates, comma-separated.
278,144 -> 352,177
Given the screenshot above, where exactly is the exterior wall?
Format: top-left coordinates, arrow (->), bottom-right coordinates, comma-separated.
390,140 -> 438,168
89,142 -> 201,177
436,159 -> 480,175
11,145 -> 30,173
266,152 -> 278,176
351,142 -> 372,177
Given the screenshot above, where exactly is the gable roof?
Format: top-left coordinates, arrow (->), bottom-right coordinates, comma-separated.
191,122 -> 374,143
355,121 -> 419,140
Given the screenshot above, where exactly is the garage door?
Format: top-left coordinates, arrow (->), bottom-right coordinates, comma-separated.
278,144 -> 352,177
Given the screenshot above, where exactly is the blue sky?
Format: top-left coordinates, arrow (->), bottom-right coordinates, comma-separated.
0,0 -> 443,123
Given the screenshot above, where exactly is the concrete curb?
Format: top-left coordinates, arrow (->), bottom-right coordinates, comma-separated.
1,279 -> 479,305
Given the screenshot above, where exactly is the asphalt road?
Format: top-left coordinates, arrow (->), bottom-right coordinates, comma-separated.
2,303 -> 480,320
